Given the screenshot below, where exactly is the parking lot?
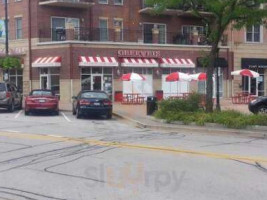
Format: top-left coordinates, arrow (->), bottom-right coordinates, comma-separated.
0,108 -> 267,200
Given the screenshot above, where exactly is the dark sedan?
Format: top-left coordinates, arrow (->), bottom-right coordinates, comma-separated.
72,91 -> 112,119
248,96 -> 267,114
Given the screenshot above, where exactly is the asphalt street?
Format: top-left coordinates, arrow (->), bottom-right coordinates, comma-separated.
0,108 -> 266,200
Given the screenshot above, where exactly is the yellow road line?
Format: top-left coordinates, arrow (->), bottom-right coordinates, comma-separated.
0,131 -> 267,163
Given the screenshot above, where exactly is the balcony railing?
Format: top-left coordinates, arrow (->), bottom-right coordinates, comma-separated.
38,27 -> 218,46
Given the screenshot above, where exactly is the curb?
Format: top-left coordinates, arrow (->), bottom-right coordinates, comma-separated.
113,112 -> 267,139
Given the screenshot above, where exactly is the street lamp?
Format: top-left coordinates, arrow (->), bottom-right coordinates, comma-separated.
4,0 -> 9,56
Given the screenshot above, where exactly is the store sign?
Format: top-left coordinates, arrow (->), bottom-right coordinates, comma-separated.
0,47 -> 26,55
0,20 -> 6,42
118,50 -> 160,58
242,58 -> 267,69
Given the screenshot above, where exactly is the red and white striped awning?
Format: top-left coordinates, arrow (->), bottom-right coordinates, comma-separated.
79,56 -> 118,67
121,58 -> 158,67
160,58 -> 195,68
32,56 -> 61,68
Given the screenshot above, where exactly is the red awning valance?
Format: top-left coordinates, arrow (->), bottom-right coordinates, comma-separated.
79,56 -> 118,67
32,56 -> 61,68
160,58 -> 195,68
121,58 -> 158,67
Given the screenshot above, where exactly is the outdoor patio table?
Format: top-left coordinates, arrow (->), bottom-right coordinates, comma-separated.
121,93 -> 145,105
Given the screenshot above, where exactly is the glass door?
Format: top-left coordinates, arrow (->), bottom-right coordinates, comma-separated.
40,74 -> 51,90
92,75 -> 102,91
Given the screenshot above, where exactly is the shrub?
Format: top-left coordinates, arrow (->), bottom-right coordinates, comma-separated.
157,93 -> 202,114
155,102 -> 267,129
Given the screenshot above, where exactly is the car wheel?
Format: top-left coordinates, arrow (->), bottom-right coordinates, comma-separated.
54,110 -> 59,116
257,105 -> 267,114
25,110 -> 30,116
106,112 -> 112,119
8,102 -> 15,113
72,106 -> 76,115
76,107 -> 81,119
18,100 -> 23,110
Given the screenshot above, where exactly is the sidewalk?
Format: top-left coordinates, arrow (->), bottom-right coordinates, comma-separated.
113,100 -> 267,137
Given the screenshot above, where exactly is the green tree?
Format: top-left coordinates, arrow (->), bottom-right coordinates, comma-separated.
146,0 -> 267,112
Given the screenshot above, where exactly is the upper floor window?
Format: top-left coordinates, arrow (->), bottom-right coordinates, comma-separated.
114,0 -> 123,5
182,25 -> 205,35
246,25 -> 261,43
113,19 -> 123,40
99,18 -> 108,41
51,17 -> 79,41
99,0 -> 108,4
143,23 -> 166,44
15,17 -> 22,39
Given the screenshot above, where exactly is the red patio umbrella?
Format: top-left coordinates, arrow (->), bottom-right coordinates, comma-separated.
231,69 -> 259,78
121,73 -> 146,94
165,72 -> 191,96
165,72 -> 191,82
121,73 -> 146,81
189,73 -> 207,81
231,69 -> 259,95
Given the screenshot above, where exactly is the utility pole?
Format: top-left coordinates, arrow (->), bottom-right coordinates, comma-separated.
4,0 -> 9,56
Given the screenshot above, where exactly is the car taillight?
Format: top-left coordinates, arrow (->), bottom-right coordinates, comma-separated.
103,100 -> 112,106
26,98 -> 35,103
6,92 -> 11,98
48,98 -> 58,103
79,99 -> 90,105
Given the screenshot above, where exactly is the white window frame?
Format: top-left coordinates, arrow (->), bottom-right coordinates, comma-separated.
114,0 -> 123,5
99,0 -> 108,4
143,22 -> 167,44
99,18 -> 109,41
113,18 -> 123,40
15,17 -> 22,40
245,25 -> 263,43
181,25 -> 205,35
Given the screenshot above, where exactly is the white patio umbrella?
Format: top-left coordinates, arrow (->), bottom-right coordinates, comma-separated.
165,72 -> 191,96
121,73 -> 146,94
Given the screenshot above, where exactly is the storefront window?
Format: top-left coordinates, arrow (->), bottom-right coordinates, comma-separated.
92,67 -> 102,74
122,68 -> 154,74
242,68 -> 265,96
81,67 -> 113,98
4,69 -> 23,91
198,69 -> 223,98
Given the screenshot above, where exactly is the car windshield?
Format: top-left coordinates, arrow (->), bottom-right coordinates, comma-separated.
81,92 -> 108,99
0,83 -> 5,92
31,91 -> 53,96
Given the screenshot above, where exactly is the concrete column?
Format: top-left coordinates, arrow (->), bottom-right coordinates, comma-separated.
152,26 -> 159,44
191,27 -> 199,45
65,23 -> 75,41
114,25 -> 122,42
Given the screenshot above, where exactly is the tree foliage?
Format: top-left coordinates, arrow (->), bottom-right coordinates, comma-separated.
0,57 -> 21,70
146,0 -> 267,112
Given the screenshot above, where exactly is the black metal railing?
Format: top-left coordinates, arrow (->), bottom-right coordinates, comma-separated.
38,27 -> 214,46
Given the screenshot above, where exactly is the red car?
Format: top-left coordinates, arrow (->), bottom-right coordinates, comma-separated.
25,90 -> 59,115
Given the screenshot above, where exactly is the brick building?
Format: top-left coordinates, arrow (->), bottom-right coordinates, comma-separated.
0,0 -> 237,109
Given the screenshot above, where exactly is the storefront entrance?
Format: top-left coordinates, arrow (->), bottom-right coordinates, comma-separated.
40,74 -> 50,90
92,75 -> 102,91
241,58 -> 266,96
81,67 -> 113,97
242,72 -> 264,96
39,68 -> 60,94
